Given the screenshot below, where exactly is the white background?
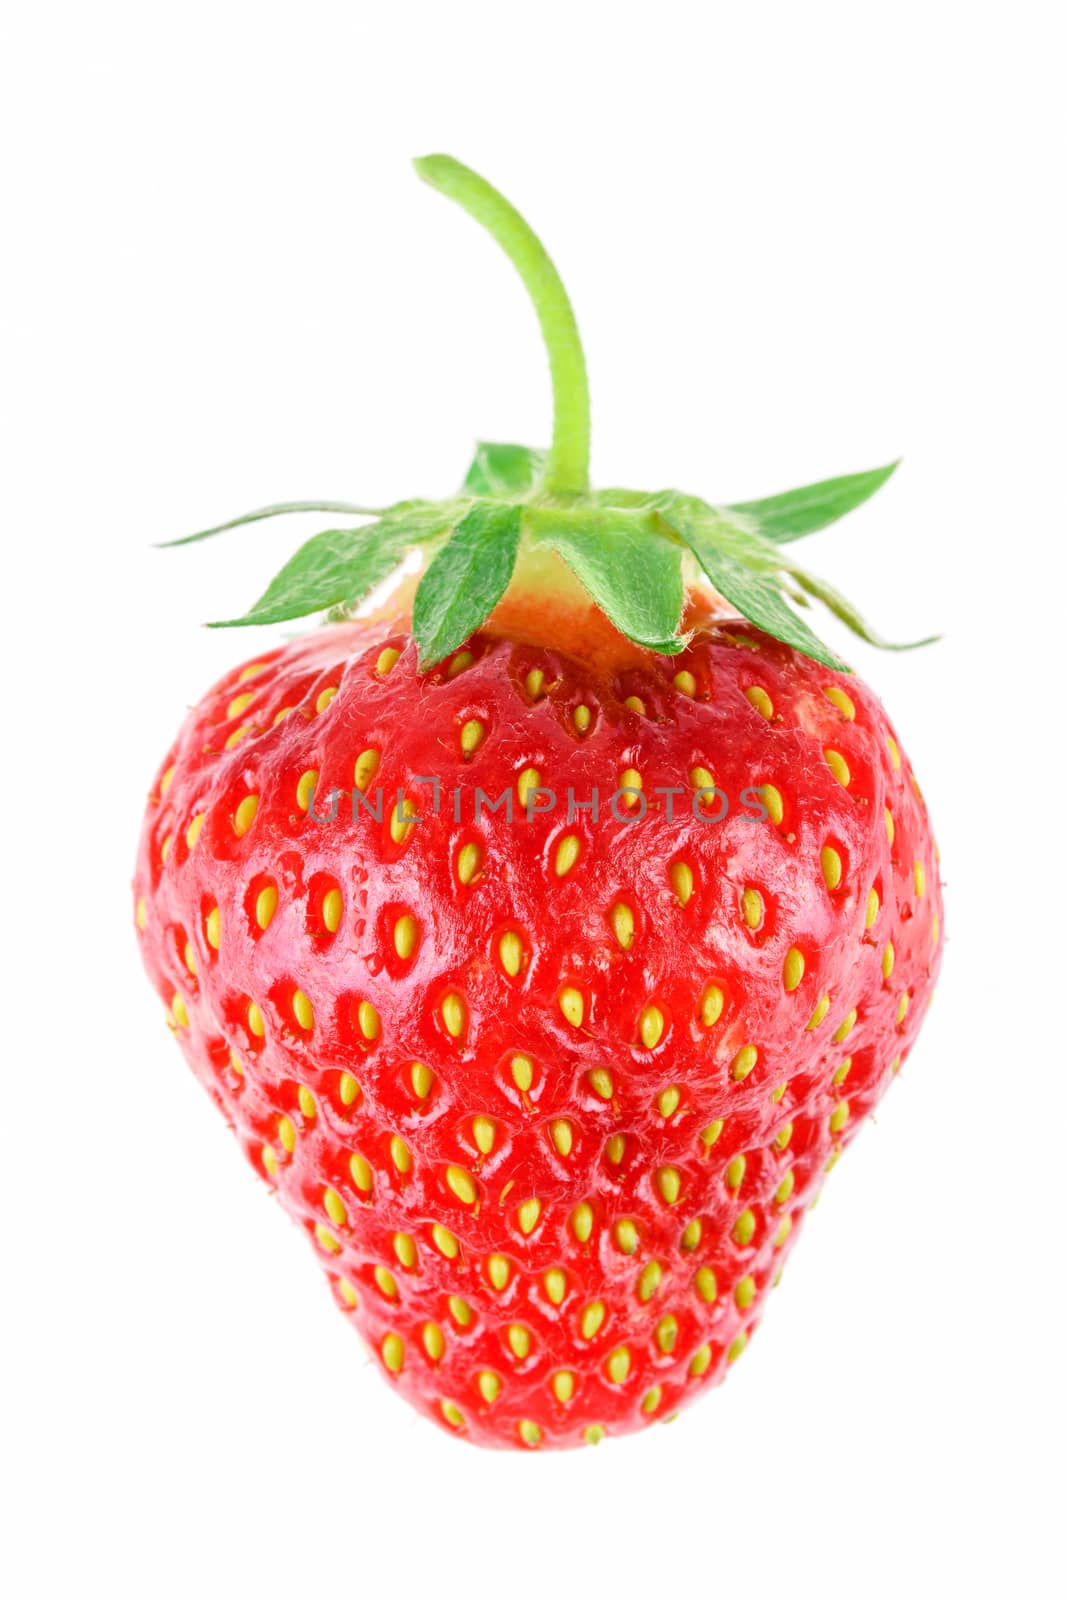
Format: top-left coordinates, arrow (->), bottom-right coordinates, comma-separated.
2,5 -> 1064,1597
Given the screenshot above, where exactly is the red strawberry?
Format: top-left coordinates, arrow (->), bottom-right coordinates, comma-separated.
135,155 -> 942,1449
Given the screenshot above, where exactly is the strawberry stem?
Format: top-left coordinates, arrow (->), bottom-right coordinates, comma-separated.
414,154 -> 591,496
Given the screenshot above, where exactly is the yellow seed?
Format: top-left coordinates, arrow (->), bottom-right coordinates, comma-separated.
374,1266 -> 398,1299
656,1314 -> 678,1353
446,1165 -> 477,1205
441,1400 -> 465,1429
183,940 -> 197,976
272,706 -> 293,725
775,1171 -> 795,1204
255,885 -> 278,930
824,748 -> 851,787
700,984 -> 725,1027
510,1055 -> 533,1093
381,1333 -> 404,1372
291,989 -> 313,1030
516,766 -> 541,808
550,1119 -> 573,1158
315,1224 -> 341,1254
159,763 -> 176,793
774,1217 -> 793,1248
914,860 -> 926,897
824,685 -> 856,720
559,986 -> 584,1027
700,1119 -> 724,1150
349,1153 -> 373,1194
658,1085 -> 681,1117
759,784 -> 785,826
315,685 -> 337,714
832,1058 -> 851,1087
830,1100 -> 850,1134
886,734 -> 901,770
807,994 -> 830,1030
570,1202 -> 594,1243
456,841 -> 482,885
338,1278 -> 358,1307
247,1001 -> 264,1038
441,992 -> 466,1039
518,1419 -> 542,1446
358,1000 -> 381,1041
186,812 -> 206,850
278,1116 -> 296,1154
390,1135 -> 412,1174
669,861 -> 694,906
725,1154 -> 746,1190
728,1333 -> 749,1363
897,992 -> 910,1027
446,650 -> 474,678
610,902 -> 635,949
580,1302 -> 606,1340
573,704 -> 592,734
731,1045 -> 758,1082
673,670 -> 697,696
354,748 -> 380,791
393,1233 -> 417,1269
681,1218 -> 703,1251
393,914 -> 417,959
656,1166 -> 682,1205
605,1133 -> 626,1165
866,888 -> 880,928
689,1345 -> 712,1378
376,647 -> 400,676
552,1371 -> 576,1403
783,947 -> 805,992
226,691 -> 254,719
422,1323 -> 445,1362
460,718 -> 485,755
135,897 -> 147,932
833,1008 -> 857,1044
543,1268 -> 567,1305
230,1050 -> 245,1080
637,1261 -> 662,1302
433,1225 -> 460,1260
821,845 -> 843,891
606,1347 -> 631,1384
733,1209 -> 756,1246
885,806 -> 895,846
498,931 -> 524,976
771,1083 -> 786,1102
614,1219 -> 639,1255
323,1187 -> 346,1227
411,1061 -> 434,1099
691,764 -> 715,792
741,887 -> 764,929
517,1197 -> 542,1234
618,767 -> 643,806
389,797 -> 417,845
296,770 -> 318,812
932,913 -> 941,947
735,1275 -> 756,1309
640,1004 -> 665,1049
233,795 -> 258,836
170,992 -> 189,1029
775,1121 -> 795,1150
624,695 -> 646,715
883,942 -> 896,980
160,834 -> 172,863
642,1385 -> 663,1415
745,685 -> 773,719
524,668 -> 545,699
508,1324 -> 532,1361
554,834 -> 580,876
472,1116 -> 496,1155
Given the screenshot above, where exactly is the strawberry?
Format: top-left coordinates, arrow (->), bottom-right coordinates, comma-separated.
135,155 -> 942,1449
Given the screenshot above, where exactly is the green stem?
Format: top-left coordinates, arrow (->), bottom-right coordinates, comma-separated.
414,154 -> 591,495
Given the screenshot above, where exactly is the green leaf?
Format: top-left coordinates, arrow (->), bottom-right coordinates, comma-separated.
525,507 -> 685,652
681,534 -> 850,671
462,441 -> 546,497
727,462 -> 899,545
208,523 -> 409,628
413,501 -> 522,664
788,567 -> 940,652
160,500 -> 381,548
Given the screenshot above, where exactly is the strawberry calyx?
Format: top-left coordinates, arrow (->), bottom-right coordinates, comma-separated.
163,154 -> 937,675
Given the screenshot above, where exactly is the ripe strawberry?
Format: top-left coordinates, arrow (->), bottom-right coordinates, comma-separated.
135,155 -> 942,1449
